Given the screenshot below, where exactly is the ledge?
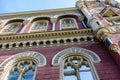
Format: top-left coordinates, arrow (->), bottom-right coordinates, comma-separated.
0,29 -> 93,42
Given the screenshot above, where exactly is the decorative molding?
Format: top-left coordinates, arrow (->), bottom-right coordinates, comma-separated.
109,44 -> 119,52
52,47 -> 101,66
0,29 -> 93,41
0,34 -> 96,51
0,51 -> 47,69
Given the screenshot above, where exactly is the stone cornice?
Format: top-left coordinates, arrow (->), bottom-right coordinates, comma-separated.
0,29 -> 93,42
0,29 -> 97,51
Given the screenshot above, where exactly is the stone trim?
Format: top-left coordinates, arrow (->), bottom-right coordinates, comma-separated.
0,29 -> 92,41
0,51 -> 46,80
0,35 -> 96,51
52,47 -> 101,66
0,51 -> 46,69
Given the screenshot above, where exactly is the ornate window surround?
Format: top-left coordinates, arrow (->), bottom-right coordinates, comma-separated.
0,22 -> 22,34
30,20 -> 49,33
60,18 -> 78,30
0,51 -> 46,80
52,47 -> 101,80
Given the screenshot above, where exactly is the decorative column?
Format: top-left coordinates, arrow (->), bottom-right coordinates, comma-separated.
96,28 -> 119,52
51,17 -> 57,31
76,0 -> 102,30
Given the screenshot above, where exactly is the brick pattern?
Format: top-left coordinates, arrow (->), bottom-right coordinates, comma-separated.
0,43 -> 120,80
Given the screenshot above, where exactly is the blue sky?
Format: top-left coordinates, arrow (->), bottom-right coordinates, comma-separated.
0,0 -> 120,14
0,0 -> 76,14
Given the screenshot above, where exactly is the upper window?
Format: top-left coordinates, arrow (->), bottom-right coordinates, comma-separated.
1,22 -> 22,34
8,60 -> 36,80
60,18 -> 78,30
30,20 -> 48,33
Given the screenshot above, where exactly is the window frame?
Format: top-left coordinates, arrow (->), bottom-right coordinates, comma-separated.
60,18 -> 78,30
1,22 -> 22,34
7,59 -> 37,80
52,47 -> 101,80
0,51 -> 46,80
60,55 -> 99,80
30,20 -> 49,33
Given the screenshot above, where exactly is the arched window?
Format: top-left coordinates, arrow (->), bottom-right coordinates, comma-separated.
52,47 -> 101,80
60,18 -> 78,30
63,55 -> 94,80
30,20 -> 48,33
8,60 -> 36,80
0,51 -> 46,80
1,22 -> 22,34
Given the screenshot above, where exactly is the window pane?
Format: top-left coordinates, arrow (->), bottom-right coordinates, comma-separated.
3,22 -> 21,33
8,60 -> 36,80
64,75 -> 77,80
32,20 -> 47,31
24,69 -> 34,74
22,76 -> 33,80
80,65 -> 90,70
9,70 -> 19,77
8,77 -> 18,80
64,66 -> 74,71
80,71 -> 94,80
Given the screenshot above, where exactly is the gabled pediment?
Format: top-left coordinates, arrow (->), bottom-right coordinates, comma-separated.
100,6 -> 119,17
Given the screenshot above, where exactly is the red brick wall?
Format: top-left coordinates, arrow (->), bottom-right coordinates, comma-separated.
0,43 -> 120,80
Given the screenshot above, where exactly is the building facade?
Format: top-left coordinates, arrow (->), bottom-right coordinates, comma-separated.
0,0 -> 120,80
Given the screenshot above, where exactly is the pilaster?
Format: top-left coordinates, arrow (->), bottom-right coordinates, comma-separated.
51,17 -> 57,31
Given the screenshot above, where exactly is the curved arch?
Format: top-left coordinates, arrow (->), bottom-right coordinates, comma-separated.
52,47 -> 101,66
4,18 -> 25,26
55,13 -> 82,19
30,15 -> 51,23
0,51 -> 46,68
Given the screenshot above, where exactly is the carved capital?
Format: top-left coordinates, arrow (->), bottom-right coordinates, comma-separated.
109,44 -> 119,53
50,17 -> 57,23
96,27 -> 111,40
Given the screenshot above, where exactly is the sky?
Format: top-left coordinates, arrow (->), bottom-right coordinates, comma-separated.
0,0 -> 76,14
0,0 -> 120,14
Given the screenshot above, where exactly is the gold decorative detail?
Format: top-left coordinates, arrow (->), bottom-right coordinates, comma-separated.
109,44 -> 119,53
100,6 -> 119,17
96,27 -> 111,40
